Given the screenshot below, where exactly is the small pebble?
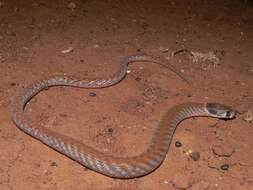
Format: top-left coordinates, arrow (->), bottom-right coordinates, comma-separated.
67,2 -> 76,10
212,144 -> 234,157
50,161 -> 58,167
135,77 -> 141,81
107,128 -> 113,133
89,92 -> 96,97
162,49 -> 169,53
175,141 -> 182,147
242,110 -> 253,123
186,93 -> 192,98
93,44 -> 99,48
208,122 -> 218,128
10,82 -> 16,86
220,164 -> 229,171
190,151 -> 200,161
61,47 -> 74,54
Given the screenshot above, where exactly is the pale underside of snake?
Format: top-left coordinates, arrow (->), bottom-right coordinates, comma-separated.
11,55 -> 236,178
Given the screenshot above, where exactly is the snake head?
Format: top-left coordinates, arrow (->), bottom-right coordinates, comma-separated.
206,103 -> 236,119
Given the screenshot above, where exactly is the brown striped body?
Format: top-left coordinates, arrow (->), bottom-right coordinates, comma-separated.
10,55 -> 235,178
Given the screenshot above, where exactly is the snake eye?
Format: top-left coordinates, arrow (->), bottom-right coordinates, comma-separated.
226,111 -> 231,117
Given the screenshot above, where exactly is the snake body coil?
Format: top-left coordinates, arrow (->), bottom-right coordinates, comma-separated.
11,55 -> 235,178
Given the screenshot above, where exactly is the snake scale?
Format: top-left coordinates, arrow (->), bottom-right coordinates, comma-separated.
11,55 -> 235,178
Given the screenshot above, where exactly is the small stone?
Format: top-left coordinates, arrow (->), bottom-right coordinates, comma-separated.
93,44 -> 99,48
50,161 -> 58,167
10,82 -> 16,86
135,77 -> 141,81
59,113 -> 68,118
186,93 -> 192,98
67,2 -> 76,10
89,92 -> 96,97
23,46 -> 29,51
190,151 -> 200,161
107,128 -> 113,133
162,49 -> 169,53
212,144 -> 234,157
175,141 -> 182,147
220,164 -> 229,171
242,110 -> 253,123
61,47 -> 74,54
208,122 -> 218,128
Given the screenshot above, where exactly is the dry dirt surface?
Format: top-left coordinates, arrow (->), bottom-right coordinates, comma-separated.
0,0 -> 253,190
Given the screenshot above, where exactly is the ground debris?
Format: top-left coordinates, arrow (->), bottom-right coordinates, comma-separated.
212,144 -> 235,157
242,110 -> 253,123
191,51 -> 220,66
67,2 -> 76,10
61,47 -> 74,54
172,48 -> 221,68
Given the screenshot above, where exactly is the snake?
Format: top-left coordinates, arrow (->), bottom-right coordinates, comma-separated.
10,55 -> 236,178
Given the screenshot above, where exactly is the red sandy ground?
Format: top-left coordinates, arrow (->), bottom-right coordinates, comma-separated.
0,0 -> 252,190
